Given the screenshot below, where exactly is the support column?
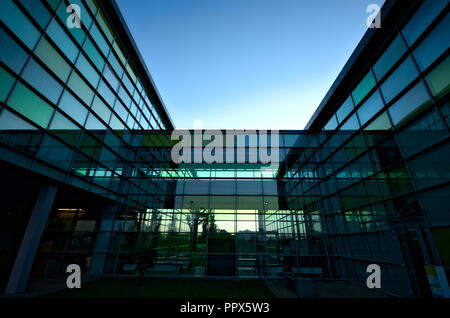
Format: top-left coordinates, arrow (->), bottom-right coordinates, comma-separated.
5,184 -> 58,294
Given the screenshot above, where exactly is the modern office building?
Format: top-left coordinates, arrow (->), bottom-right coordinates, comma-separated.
0,0 -> 449,298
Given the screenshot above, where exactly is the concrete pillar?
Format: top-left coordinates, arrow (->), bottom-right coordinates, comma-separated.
5,184 -> 58,294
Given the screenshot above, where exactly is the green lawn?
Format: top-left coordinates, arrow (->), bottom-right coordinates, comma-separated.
43,278 -> 275,298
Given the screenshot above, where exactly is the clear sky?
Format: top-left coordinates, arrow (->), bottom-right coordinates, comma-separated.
116,0 -> 384,130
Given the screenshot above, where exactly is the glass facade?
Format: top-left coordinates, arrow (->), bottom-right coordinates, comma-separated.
0,0 -> 449,298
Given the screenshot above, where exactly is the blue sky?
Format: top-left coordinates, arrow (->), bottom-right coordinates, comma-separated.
116,0 -> 384,129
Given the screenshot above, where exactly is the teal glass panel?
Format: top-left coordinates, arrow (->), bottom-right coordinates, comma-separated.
46,18 -> 79,62
380,56 -> 419,103
0,109 -> 37,130
34,38 -> 72,82
0,28 -> 29,73
425,56 -> 450,100
44,0 -> 62,10
68,72 -> 94,105
0,67 -> 16,102
85,0 -> 99,16
373,35 -> 407,80
336,96 -> 354,123
103,65 -> 120,91
19,0 -> 52,28
55,1 -> 87,45
397,109 -> 447,158
90,23 -> 109,56
91,96 -> 111,123
112,40 -> 126,66
108,114 -> 125,130
22,58 -> 63,104
402,0 -> 447,45
441,102 -> 450,128
352,71 -> 376,106
37,135 -> 73,168
85,113 -> 106,130
107,51 -> 124,79
75,53 -> 100,88
96,10 -> 114,43
356,89 -> 384,126
340,113 -> 360,141
83,38 -> 105,71
407,141 -> 450,190
125,63 -> 137,84
118,86 -> 131,107
113,100 -> 128,122
98,80 -> 115,107
69,0 -> 93,29
1,0 -> 40,49
364,112 -> 391,131
413,14 -> 450,70
58,91 -> 88,125
49,111 -> 81,146
7,83 -> 54,128
388,81 -> 431,127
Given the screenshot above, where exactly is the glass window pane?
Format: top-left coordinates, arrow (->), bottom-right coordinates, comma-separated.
112,40 -> 126,66
68,72 -> 94,106
380,56 -> 419,103
98,80 -> 115,107
441,102 -> 450,128
45,0 -> 62,11
19,0 -> 52,28
34,38 -> 72,82
388,81 -> 431,127
89,23 -> 109,57
85,113 -> 106,130
91,95 -> 111,124
125,63 -> 137,84
0,109 -> 37,130
118,85 -> 131,107
75,53 -> 100,88
6,83 -> 54,128
37,135 -> 73,168
413,14 -> 450,71
103,65 -> 119,91
83,38 -> 105,71
407,141 -> 450,190
373,35 -> 407,80
425,56 -> 450,100
22,58 -> 63,104
340,113 -> 360,132
402,0 -> 448,46
58,90 -> 88,125
0,67 -> 16,102
336,96 -> 354,123
113,100 -> 128,122
46,18 -> 79,62
357,89 -> 384,126
1,0 -> 40,49
67,0 -> 93,29
55,1 -> 86,45
0,28 -> 29,74
324,115 -> 337,130
364,111 -> 391,131
49,111 -> 80,146
397,109 -> 447,157
352,71 -> 376,106
96,10 -> 114,43
107,51 -> 124,79
85,0 -> 99,16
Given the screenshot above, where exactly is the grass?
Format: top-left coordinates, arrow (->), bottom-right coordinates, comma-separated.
42,278 -> 275,298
